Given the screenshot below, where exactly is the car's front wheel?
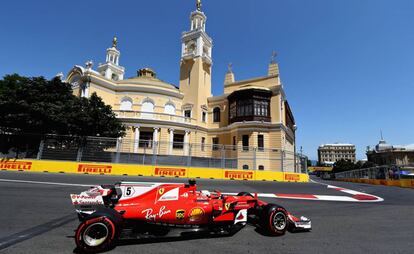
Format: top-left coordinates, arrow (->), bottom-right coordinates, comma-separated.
261,204 -> 288,236
75,216 -> 118,253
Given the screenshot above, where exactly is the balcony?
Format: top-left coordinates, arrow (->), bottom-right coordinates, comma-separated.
114,110 -> 196,125
182,52 -> 196,60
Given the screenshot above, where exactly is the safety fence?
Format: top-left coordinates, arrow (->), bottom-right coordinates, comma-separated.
335,165 -> 414,188
0,133 -> 308,173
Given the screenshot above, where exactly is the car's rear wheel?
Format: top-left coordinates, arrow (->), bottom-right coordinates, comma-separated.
261,204 -> 288,236
75,216 -> 118,253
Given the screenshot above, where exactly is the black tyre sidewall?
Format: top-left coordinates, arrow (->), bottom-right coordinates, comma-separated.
75,216 -> 117,253
261,205 -> 288,236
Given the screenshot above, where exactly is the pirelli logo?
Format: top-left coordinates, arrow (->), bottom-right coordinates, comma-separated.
154,168 -> 186,177
284,173 -> 300,181
224,170 -> 254,180
0,161 -> 32,170
77,164 -> 112,174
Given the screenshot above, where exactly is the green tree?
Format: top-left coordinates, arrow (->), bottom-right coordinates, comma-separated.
332,159 -> 357,173
0,74 -> 125,155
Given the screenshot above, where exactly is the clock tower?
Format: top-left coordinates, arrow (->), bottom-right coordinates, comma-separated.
179,0 -> 212,122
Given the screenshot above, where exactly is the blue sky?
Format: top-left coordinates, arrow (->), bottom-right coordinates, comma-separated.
1,0 -> 413,160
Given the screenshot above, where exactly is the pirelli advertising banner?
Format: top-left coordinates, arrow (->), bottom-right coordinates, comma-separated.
0,159 -> 310,183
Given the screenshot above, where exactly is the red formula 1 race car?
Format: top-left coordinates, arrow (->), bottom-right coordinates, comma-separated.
70,179 -> 311,253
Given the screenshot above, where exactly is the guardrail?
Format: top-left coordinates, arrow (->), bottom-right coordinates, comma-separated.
114,110 -> 196,124
335,165 -> 414,188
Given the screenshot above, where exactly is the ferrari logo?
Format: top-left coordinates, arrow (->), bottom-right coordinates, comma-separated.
158,188 -> 164,195
225,203 -> 231,210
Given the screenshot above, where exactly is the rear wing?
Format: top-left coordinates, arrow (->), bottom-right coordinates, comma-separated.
70,185 -> 108,214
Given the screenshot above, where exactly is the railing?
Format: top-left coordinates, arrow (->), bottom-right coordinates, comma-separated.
335,165 -> 414,180
114,110 -> 196,124
0,133 -> 307,172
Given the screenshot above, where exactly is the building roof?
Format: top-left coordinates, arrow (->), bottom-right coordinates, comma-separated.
319,143 -> 355,147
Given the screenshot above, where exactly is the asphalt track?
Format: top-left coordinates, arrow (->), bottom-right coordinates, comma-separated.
0,171 -> 413,254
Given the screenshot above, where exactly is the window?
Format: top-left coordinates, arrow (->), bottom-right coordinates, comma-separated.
111,73 -> 119,81
184,110 -> 191,118
232,136 -> 236,151
164,103 -> 175,115
242,135 -> 249,151
120,97 -> 133,111
258,135 -> 264,151
258,165 -> 264,170
212,137 -> 219,151
227,89 -> 272,124
201,137 -> 205,151
229,102 -> 236,119
243,165 -> 249,170
173,134 -> 184,149
213,107 -> 221,122
139,131 -> 153,148
141,100 -> 154,119
202,111 -> 206,122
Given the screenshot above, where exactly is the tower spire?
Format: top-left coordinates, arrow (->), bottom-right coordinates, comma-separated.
112,36 -> 118,48
268,51 -> 279,76
97,36 -> 125,81
271,51 -> 277,64
196,0 -> 202,11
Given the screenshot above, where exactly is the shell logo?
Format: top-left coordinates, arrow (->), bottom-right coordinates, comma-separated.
189,207 -> 205,221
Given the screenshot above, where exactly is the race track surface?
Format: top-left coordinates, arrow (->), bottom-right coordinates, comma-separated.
0,171 -> 413,254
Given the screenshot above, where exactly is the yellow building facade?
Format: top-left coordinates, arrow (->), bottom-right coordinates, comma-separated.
66,1 -> 297,172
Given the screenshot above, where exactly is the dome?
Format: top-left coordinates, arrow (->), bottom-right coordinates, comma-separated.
375,139 -> 393,151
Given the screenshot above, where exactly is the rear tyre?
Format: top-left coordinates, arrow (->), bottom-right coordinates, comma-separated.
75,216 -> 118,253
261,205 -> 288,236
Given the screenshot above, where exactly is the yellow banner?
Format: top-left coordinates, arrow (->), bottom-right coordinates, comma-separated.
0,159 -> 309,183
308,166 -> 333,172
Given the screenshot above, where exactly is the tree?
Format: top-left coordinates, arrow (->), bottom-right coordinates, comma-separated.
332,159 -> 357,173
0,74 -> 125,155
64,93 -> 126,138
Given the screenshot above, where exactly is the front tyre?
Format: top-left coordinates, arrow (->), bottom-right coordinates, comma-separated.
261,205 -> 288,236
75,217 -> 118,253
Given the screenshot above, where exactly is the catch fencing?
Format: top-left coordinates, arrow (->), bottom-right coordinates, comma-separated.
335,165 -> 414,180
0,133 -> 307,172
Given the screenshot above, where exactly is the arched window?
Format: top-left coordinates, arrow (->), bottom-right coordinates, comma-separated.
242,165 -> 249,170
164,103 -> 176,115
141,99 -> 154,119
120,97 -> 133,111
213,107 -> 221,122
258,165 -> 264,170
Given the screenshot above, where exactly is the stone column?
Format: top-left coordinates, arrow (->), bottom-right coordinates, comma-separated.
133,126 -> 140,153
153,127 -> 159,153
184,130 -> 190,156
168,128 -> 174,155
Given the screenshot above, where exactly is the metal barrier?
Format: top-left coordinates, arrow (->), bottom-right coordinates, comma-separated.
335,165 -> 414,180
0,133 -> 307,172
